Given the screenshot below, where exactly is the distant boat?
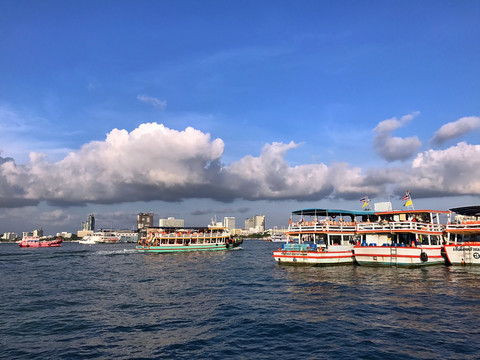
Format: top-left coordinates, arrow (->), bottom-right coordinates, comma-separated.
116,231 -> 139,243
18,236 -> 63,248
267,233 -> 289,242
136,222 -> 242,253
444,205 -> 480,265
79,231 -> 119,245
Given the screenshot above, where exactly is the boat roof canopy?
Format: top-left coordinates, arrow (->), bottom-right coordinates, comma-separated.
291,208 -> 375,217
449,205 -> 480,216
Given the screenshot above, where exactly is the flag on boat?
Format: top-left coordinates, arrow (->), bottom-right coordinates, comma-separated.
404,199 -> 413,207
360,196 -> 368,202
362,201 -> 369,208
402,190 -> 411,200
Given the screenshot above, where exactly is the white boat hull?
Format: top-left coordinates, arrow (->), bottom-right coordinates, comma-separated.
354,245 -> 445,267
444,244 -> 480,265
273,245 -> 354,265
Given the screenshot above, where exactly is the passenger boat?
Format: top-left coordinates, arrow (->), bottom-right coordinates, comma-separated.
444,205 -> 480,265
267,233 -> 290,242
79,231 -> 119,244
18,236 -> 63,248
354,209 -> 448,267
273,208 -> 374,266
136,224 -> 242,253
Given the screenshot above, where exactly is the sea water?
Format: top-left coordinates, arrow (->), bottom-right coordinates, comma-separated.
1,240 -> 480,359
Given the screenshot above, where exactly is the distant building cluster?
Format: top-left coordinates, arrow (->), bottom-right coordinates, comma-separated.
70,212 -> 268,240
244,214 -> 265,234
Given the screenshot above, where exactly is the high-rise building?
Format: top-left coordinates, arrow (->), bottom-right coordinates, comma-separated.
254,214 -> 266,232
245,214 -> 265,233
159,217 -> 184,228
137,212 -> 154,230
223,217 -> 235,231
82,214 -> 95,231
245,217 -> 254,231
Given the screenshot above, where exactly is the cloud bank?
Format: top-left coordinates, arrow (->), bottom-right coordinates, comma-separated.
1,120 -> 480,209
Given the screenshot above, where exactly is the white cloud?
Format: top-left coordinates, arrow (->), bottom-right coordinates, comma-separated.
399,142 -> 480,196
1,121 -> 480,210
373,112 -> 422,162
224,141 -> 332,200
137,94 -> 167,109
431,116 -> 480,146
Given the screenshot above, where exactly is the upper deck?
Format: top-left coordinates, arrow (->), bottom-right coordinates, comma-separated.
446,205 -> 480,234
288,208 -> 374,235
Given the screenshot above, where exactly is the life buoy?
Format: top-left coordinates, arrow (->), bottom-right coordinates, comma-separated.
420,252 -> 428,262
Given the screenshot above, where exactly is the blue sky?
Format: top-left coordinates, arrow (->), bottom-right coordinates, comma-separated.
1,1 -> 480,235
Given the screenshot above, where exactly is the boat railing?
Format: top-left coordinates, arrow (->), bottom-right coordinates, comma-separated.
356,221 -> 444,233
446,222 -> 480,231
288,222 -> 356,233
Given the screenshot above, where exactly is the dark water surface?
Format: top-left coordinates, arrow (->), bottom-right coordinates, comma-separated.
1,240 -> 480,359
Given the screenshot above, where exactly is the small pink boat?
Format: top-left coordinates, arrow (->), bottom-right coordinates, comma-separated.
18,236 -> 63,248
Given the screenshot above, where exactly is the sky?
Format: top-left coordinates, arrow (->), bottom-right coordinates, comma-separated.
1,0 -> 480,235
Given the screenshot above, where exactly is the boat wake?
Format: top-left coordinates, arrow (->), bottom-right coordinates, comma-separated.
94,248 -> 137,256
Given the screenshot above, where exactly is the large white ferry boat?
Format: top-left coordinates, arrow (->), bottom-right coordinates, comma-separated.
354,209 -> 448,267
136,223 -> 242,253
79,231 -> 119,244
444,205 -> 480,265
273,208 -> 374,266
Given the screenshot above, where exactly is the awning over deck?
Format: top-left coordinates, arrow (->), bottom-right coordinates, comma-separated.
449,205 -> 480,217
291,208 -> 375,217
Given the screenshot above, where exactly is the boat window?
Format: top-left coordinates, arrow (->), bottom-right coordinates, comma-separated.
330,235 -> 341,245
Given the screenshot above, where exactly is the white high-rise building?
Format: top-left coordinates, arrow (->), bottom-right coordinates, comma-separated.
159,217 -> 184,228
254,214 -> 265,233
223,217 -> 235,231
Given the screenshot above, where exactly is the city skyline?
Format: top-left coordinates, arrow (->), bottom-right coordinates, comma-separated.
1,1 -> 479,235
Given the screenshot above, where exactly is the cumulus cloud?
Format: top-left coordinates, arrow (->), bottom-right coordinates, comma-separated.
431,116 -> 480,146
1,121 -> 480,210
137,94 -> 167,109
398,142 -> 480,197
373,112 -> 422,162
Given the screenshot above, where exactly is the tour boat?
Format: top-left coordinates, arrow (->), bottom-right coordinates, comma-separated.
136,224 -> 242,253
354,209 -> 448,267
268,233 -> 290,242
18,236 -> 63,248
79,231 -> 119,244
444,205 -> 480,265
273,208 -> 374,266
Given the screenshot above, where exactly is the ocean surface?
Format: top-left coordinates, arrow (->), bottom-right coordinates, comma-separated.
1,240 -> 480,360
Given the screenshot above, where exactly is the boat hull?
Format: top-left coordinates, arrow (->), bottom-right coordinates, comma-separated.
18,240 -> 62,248
136,243 -> 239,253
444,243 -> 480,265
354,245 -> 445,267
273,245 -> 354,266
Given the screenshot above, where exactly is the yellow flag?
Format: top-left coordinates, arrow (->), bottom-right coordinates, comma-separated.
404,199 -> 413,207
362,201 -> 368,208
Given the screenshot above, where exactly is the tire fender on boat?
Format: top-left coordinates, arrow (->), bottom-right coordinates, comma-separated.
420,252 -> 428,262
